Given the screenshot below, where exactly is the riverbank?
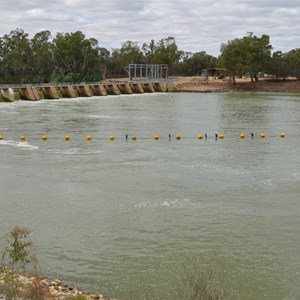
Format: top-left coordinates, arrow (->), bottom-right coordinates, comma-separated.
0,268 -> 109,300
172,77 -> 300,93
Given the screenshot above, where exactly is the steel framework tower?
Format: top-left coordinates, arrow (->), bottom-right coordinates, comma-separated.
128,64 -> 168,82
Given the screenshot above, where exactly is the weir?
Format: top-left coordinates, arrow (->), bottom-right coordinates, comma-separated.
142,83 -> 155,93
60,86 -> 77,98
90,84 -> 108,96
0,64 -> 175,101
118,83 -> 133,94
105,84 -> 121,95
154,82 -> 167,92
0,88 -> 15,102
130,83 -> 144,94
18,87 -> 41,101
76,85 -> 93,97
41,86 -> 60,99
0,80 -> 172,102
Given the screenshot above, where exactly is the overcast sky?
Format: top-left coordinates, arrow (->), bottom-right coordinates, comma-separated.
0,0 -> 299,56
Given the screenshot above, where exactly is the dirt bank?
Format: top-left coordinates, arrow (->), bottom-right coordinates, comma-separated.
172,77 -> 300,93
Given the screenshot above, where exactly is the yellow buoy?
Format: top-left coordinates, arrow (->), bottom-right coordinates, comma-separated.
20,136 -> 26,142
176,135 -> 181,140
280,133 -> 285,138
198,134 -> 203,140
42,135 -> 48,141
260,133 -> 265,138
65,135 -> 70,141
219,134 -> 224,139
86,135 -> 92,141
109,135 -> 115,141
154,135 -> 159,140
0,136 -> 4,140
240,133 -> 245,139
132,135 -> 137,141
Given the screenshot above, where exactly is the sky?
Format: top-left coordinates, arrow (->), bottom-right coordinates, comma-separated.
0,0 -> 299,56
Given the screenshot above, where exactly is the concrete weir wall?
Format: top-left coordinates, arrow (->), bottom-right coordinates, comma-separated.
105,84 -> 121,95
42,86 -> 60,99
130,83 -> 144,94
0,81 -> 173,102
76,85 -> 93,97
142,83 -> 155,93
118,83 -> 133,94
1,88 -> 15,102
18,87 -> 41,101
90,84 -> 108,96
60,86 -> 77,98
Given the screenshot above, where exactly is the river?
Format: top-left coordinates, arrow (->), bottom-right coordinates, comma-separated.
0,92 -> 300,299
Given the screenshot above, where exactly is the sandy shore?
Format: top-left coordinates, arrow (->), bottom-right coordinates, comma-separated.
172,77 -> 300,93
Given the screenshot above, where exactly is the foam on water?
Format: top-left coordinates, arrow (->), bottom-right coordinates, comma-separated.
0,139 -> 39,150
46,147 -> 104,155
134,198 -> 211,209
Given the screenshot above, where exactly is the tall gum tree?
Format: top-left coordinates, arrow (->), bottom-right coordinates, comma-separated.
219,33 -> 272,83
31,30 -> 53,82
1,28 -> 33,83
53,31 -> 102,82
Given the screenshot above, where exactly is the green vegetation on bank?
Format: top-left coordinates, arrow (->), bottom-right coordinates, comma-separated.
1,226 -> 234,299
0,29 -> 299,84
0,226 -> 90,299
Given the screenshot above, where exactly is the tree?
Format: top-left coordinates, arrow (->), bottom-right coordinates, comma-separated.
31,30 -> 53,82
53,31 -> 102,82
152,37 -> 183,74
267,51 -> 289,79
181,51 -> 218,76
244,33 -> 272,81
1,28 -> 33,83
285,48 -> 300,78
98,47 -> 110,80
142,39 -> 156,63
219,33 -> 272,83
108,40 -> 145,78
219,38 -> 246,83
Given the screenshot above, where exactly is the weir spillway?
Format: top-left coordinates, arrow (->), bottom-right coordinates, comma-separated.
0,81 -> 175,102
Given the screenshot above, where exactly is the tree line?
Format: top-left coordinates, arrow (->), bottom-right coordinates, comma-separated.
0,28 -> 299,84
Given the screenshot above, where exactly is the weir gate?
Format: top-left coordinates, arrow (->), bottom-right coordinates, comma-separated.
0,64 -> 174,102
0,80 -> 174,102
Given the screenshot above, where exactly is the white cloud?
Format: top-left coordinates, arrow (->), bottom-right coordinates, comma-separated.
0,0 -> 299,55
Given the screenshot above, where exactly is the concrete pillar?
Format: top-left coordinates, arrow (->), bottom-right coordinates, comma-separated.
154,83 -> 167,92
90,85 -> 108,96
18,87 -> 40,101
118,83 -> 133,94
142,83 -> 155,93
76,85 -> 93,97
59,86 -> 77,98
32,88 -> 42,100
42,86 -> 60,99
130,83 -> 144,94
167,82 -> 175,92
0,88 -> 15,102
105,84 -> 121,95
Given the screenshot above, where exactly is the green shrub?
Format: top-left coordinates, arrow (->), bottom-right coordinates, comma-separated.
1,226 -> 33,272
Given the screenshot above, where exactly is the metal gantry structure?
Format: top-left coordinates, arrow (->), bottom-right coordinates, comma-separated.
128,64 -> 169,83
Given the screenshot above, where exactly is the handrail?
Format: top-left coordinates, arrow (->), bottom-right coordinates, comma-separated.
0,79 -> 171,89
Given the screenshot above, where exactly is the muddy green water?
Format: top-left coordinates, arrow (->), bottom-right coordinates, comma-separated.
0,92 -> 300,299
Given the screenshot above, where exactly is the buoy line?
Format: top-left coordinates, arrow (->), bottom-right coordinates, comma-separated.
0,133 -> 292,142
